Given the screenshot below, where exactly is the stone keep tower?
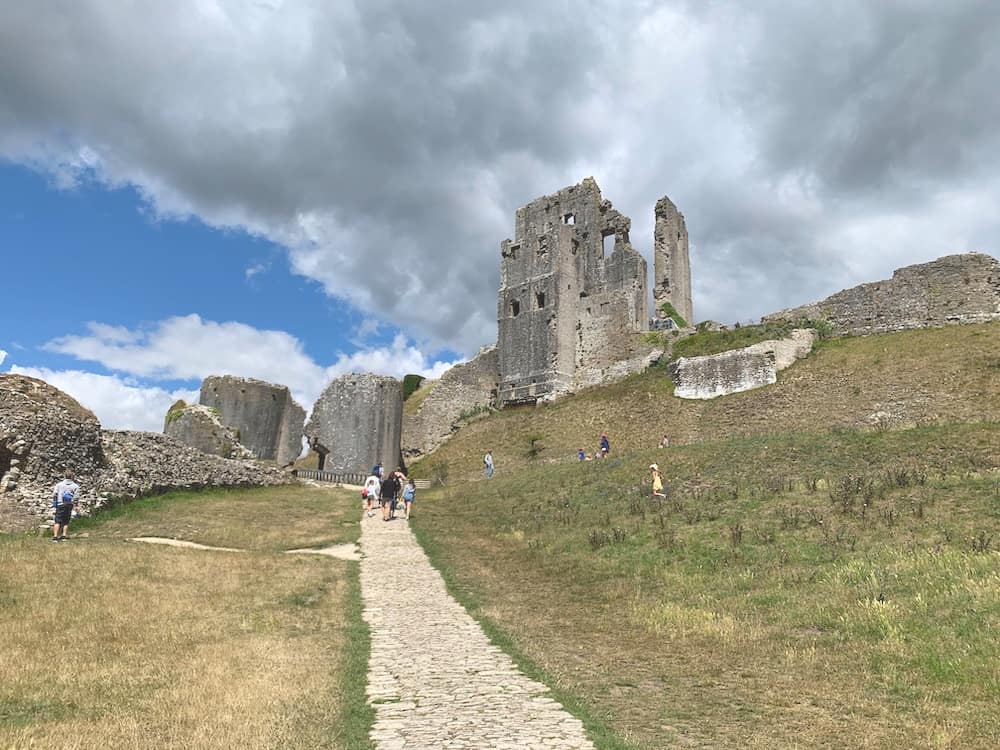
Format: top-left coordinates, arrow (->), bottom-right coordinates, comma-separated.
653,196 -> 693,325
497,178 -> 648,405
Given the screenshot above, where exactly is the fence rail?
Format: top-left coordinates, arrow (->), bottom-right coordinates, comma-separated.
292,469 -> 367,485
293,470 -> 436,489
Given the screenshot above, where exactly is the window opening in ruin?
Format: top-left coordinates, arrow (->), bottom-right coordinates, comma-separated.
571,238 -> 579,255
536,292 -> 545,309
601,231 -> 615,259
510,299 -> 520,317
537,237 -> 548,257
562,213 -> 575,225
509,243 -> 520,259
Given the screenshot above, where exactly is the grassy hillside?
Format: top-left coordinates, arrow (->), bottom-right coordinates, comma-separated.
414,323 -> 999,483
409,323 -> 1000,748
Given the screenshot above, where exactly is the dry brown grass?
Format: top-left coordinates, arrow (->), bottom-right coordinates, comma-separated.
0,485 -> 366,749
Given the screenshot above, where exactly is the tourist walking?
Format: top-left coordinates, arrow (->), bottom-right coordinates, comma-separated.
401,478 -> 416,519
363,473 -> 381,518
660,434 -> 670,448
650,463 -> 666,499
483,450 -> 494,479
600,433 -> 610,456
51,468 -> 79,542
380,470 -> 399,521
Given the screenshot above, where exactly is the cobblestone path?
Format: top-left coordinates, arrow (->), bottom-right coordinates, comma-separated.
360,513 -> 596,749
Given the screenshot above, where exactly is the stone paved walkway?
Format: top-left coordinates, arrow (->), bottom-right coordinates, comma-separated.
360,513 -> 596,749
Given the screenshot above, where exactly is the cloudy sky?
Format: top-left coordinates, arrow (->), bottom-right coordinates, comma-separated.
2,1 -> 998,430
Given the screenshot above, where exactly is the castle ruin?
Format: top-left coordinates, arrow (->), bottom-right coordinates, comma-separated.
305,373 -> 404,474
653,196 -> 693,325
497,177 -> 690,405
199,376 -> 306,467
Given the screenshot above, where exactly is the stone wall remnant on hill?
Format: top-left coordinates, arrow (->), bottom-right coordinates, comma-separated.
164,401 -> 252,459
653,196 -> 693,326
497,177 -> 651,405
305,373 -> 404,473
672,329 -> 816,399
401,346 -> 499,461
0,374 -> 293,531
199,376 -> 305,466
763,253 -> 1000,335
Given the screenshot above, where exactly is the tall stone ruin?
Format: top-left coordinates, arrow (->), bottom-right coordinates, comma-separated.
497,177 -> 649,405
305,373 -> 404,473
199,376 -> 306,466
653,196 -> 693,325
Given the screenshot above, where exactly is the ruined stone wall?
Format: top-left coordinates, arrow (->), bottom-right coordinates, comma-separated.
0,374 -> 103,497
401,347 -> 499,460
498,177 -> 648,404
0,374 -> 291,531
305,373 -> 404,473
163,402 -> 252,459
653,196 -> 693,325
199,376 -> 306,466
763,253 -> 1000,335
672,329 -> 816,400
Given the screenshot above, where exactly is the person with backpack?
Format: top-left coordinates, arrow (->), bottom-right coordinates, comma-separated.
51,468 -> 80,542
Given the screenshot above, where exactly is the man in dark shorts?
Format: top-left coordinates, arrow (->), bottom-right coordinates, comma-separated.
380,469 -> 399,521
51,468 -> 80,542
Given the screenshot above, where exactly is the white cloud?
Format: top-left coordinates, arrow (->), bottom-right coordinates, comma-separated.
2,2 -> 997,342
40,315 -> 461,424
244,262 -> 268,280
0,350 -> 6,367
8,365 -> 197,432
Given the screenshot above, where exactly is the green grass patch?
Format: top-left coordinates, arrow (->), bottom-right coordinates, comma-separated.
672,318 -> 832,359
411,421 -> 1000,748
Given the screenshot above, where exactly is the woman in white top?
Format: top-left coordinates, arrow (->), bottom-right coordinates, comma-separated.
362,475 -> 381,518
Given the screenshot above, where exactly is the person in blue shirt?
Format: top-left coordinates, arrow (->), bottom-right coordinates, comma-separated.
51,468 -> 80,542
600,434 -> 610,456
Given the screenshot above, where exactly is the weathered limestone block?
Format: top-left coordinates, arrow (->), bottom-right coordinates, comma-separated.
163,401 -> 252,459
763,253 -> 1000,335
306,373 -> 404,473
199,376 -> 306,466
401,347 -> 499,460
653,196 -> 693,325
672,329 -> 816,400
497,177 -> 648,405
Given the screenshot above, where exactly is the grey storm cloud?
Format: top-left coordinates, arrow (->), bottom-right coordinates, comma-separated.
1,0 -> 998,351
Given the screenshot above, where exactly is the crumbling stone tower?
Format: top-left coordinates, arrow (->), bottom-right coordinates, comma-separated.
497,178 -> 648,405
653,196 -> 693,325
305,373 -> 404,474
